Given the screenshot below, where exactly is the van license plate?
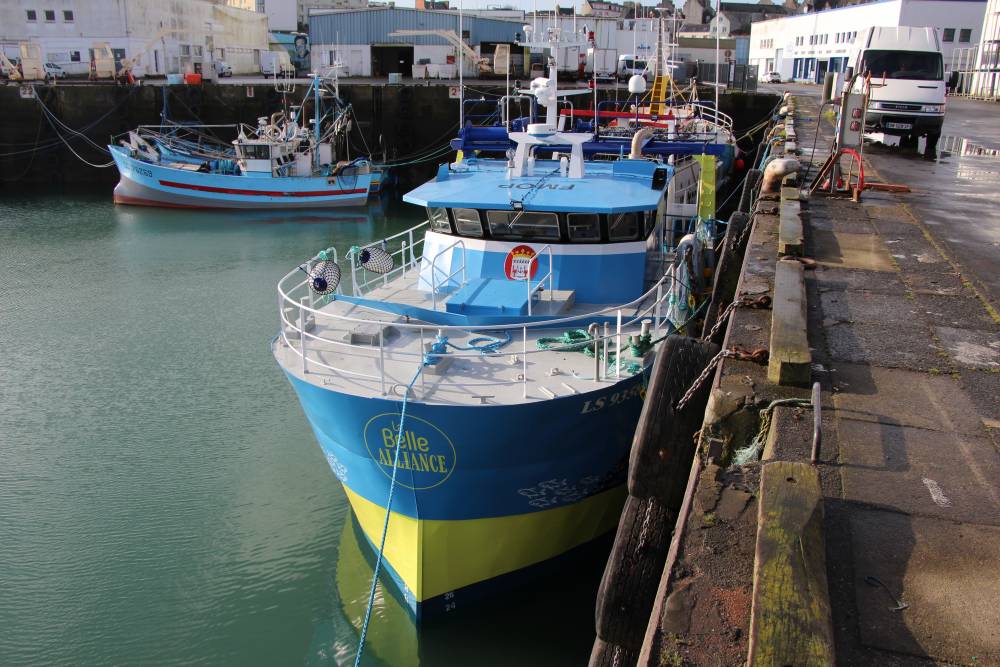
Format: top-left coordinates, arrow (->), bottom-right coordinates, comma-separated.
886,122 -> 913,130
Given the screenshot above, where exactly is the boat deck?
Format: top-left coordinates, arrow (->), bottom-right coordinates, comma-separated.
274,270 -> 665,406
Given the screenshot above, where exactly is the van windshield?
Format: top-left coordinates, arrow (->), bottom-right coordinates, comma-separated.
861,50 -> 943,81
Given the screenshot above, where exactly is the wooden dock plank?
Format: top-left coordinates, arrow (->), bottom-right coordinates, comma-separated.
768,259 -> 811,386
748,461 -> 835,667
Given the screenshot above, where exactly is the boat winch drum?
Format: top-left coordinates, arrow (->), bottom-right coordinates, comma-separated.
308,260 -> 341,295
359,245 -> 394,274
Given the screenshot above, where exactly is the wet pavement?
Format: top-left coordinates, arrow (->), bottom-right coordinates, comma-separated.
765,83 -> 1000,308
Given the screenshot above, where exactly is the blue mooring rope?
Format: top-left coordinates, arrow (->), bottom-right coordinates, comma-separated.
354,363 -> 425,666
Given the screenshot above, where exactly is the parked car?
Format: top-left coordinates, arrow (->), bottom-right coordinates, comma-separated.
213,60 -> 233,77
44,62 -> 67,80
762,71 -> 781,83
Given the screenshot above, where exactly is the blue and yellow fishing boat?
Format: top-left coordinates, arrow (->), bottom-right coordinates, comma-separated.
272,56 -> 732,618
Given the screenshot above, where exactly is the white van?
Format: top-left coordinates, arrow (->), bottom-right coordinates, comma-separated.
617,54 -> 650,81
261,50 -> 294,77
848,26 -> 945,146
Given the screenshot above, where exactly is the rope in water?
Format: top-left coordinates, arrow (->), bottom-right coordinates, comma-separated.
353,363 -> 424,667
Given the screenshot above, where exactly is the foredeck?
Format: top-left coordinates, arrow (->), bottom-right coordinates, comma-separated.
274,269 -> 674,406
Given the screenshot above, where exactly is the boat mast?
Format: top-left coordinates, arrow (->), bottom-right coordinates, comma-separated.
313,72 -> 321,172
714,0 -> 720,122
459,0 -> 464,131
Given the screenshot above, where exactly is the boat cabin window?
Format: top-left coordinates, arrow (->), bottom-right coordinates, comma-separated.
567,213 -> 601,242
608,212 -> 641,241
240,144 -> 271,160
452,208 -> 483,237
486,210 -> 560,240
644,209 -> 658,238
427,207 -> 452,233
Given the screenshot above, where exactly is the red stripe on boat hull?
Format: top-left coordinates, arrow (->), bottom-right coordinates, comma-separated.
157,180 -> 368,198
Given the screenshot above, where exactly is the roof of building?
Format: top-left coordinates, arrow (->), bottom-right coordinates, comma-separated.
309,7 -> 523,46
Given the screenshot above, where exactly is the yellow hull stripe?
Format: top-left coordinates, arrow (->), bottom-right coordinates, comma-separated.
343,485 -> 627,601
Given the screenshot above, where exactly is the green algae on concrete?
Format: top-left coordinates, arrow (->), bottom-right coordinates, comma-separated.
748,462 -> 834,667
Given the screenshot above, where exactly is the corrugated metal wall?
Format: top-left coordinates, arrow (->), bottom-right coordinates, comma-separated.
309,8 -> 521,46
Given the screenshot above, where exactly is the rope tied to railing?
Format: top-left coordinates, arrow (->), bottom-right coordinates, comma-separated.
353,362 -> 425,667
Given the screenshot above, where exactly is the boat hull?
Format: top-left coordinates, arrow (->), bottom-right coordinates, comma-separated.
110,146 -> 372,209
282,367 -> 647,617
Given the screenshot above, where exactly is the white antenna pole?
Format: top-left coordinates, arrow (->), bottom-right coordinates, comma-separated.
714,0 -> 720,117
459,0 -> 464,131
533,0 -> 537,38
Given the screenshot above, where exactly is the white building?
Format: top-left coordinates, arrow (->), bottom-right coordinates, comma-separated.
0,0 -> 269,77
748,0 -> 987,82
969,0 -> 1000,97
256,0 -> 298,32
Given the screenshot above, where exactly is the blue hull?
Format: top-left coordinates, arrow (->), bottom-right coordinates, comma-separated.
281,364 -> 648,615
110,145 -> 372,209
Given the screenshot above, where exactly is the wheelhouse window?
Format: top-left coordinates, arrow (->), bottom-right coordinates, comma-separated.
644,210 -> 657,238
567,213 -> 600,242
486,210 -> 560,240
44,9 -> 55,22
942,28 -> 955,43
452,208 -> 482,237
63,10 -> 73,21
959,29 -> 972,43
26,9 -> 37,21
239,144 -> 271,160
427,207 -> 451,233
608,212 -> 640,241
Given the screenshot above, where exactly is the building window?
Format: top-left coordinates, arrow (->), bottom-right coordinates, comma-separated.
63,10 -> 73,21
44,9 -> 55,21
26,9 -> 37,21
70,50 -> 80,62
179,44 -> 191,56
193,45 -> 203,57
959,28 -> 972,43
943,28 -> 955,42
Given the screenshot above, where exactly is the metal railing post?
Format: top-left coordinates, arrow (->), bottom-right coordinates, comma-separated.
299,297 -> 309,375
378,330 -> 386,396
306,259 -> 315,310
655,283 -> 662,334
350,251 -> 359,296
401,240 -> 408,275
419,327 -> 426,392
409,229 -> 417,269
616,310 -> 623,378
522,327 -> 528,399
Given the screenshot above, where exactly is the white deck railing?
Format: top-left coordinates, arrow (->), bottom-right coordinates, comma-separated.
276,225 -> 687,400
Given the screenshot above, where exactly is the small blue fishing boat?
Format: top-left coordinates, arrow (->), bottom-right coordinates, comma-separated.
109,75 -> 374,209
272,50 -> 729,618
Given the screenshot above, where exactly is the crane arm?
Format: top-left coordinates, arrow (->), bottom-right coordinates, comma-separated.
118,27 -> 179,76
387,29 -> 483,65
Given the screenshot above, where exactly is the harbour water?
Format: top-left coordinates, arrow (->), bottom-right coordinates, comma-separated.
0,192 -> 608,666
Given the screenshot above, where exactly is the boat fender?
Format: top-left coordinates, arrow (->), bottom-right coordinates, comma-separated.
761,157 -> 800,192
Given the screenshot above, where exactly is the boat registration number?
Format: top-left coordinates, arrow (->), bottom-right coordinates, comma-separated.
885,122 -> 913,130
580,383 -> 645,414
